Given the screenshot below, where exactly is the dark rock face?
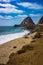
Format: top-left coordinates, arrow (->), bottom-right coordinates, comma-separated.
38,16 -> 43,24
20,17 -> 35,29
14,24 -> 20,27
14,17 -> 35,30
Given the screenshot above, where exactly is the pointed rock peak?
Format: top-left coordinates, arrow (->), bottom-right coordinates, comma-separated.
21,16 -> 35,26
41,16 -> 43,18
38,16 -> 43,24
21,16 -> 35,29
25,16 -> 32,20
23,16 -> 33,22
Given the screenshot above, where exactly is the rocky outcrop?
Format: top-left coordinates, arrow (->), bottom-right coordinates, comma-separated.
36,16 -> 43,32
20,17 -> 35,30
38,16 -> 43,24
14,17 -> 35,30
14,24 -> 20,27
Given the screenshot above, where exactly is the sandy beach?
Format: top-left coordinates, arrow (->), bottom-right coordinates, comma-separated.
0,32 -> 36,64
0,31 -> 43,65
0,30 -> 30,45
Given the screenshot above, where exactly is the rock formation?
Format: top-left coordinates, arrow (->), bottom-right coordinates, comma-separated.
38,16 -> 43,24
14,24 -> 20,27
20,17 -> 35,29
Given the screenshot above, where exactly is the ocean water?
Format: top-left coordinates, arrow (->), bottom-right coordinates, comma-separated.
0,26 -> 24,35
0,26 -> 30,44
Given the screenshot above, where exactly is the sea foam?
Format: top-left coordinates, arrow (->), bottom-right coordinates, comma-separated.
0,30 -> 30,45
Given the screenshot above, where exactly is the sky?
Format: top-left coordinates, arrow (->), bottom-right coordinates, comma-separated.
0,0 -> 43,26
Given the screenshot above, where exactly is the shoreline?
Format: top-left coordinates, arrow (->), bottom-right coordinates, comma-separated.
0,32 -> 37,64
0,30 -> 30,45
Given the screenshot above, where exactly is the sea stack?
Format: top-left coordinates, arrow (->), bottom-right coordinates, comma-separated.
21,17 -> 35,30
38,16 -> 43,24
36,16 -> 43,31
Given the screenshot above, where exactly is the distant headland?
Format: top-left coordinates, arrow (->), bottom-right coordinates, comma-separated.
14,16 -> 43,31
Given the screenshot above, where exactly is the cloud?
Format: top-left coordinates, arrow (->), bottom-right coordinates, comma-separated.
0,8 -> 23,13
15,14 -> 28,21
14,14 -> 28,24
15,14 -> 27,17
17,2 -> 43,10
0,3 -> 17,8
0,15 -> 4,19
0,15 -> 14,19
5,16 -> 13,19
29,14 -> 41,17
0,0 -> 11,2
15,14 -> 28,18
0,14 -> 27,20
0,3 -> 23,13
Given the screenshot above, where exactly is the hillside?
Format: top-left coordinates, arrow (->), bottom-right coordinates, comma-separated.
6,31 -> 43,65
35,24 -> 43,32
14,17 -> 35,30
38,16 -> 43,24
21,17 -> 35,29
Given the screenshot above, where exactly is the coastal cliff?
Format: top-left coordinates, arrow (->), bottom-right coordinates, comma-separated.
20,17 -> 35,29
14,17 -> 35,30
38,16 -> 43,24
35,16 -> 43,32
